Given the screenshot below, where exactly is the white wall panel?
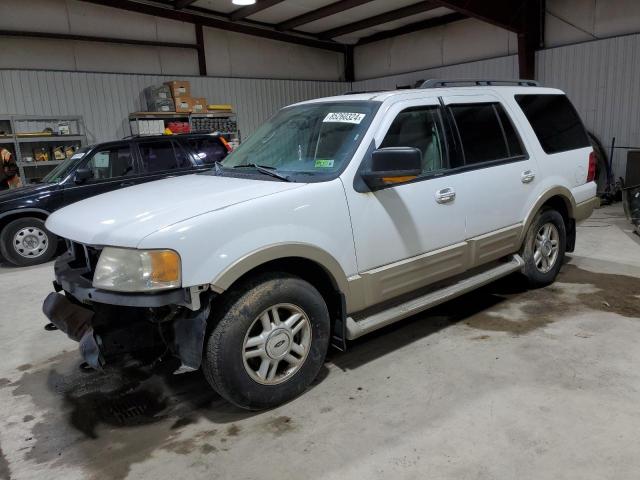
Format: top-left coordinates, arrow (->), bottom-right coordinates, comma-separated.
352,55 -> 518,91
546,0 -> 640,47
0,69 -> 348,144
353,19 -> 517,80
202,28 -> 344,81
0,38 -> 77,71
0,0 -> 344,81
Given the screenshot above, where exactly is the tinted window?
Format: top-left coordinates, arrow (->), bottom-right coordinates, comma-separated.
515,94 -> 589,154
186,137 -> 228,165
450,103 -> 521,165
380,106 -> 445,174
139,141 -> 191,173
85,146 -> 135,180
496,106 -> 525,158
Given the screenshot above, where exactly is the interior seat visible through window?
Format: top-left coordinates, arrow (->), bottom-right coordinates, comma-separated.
380,106 -> 444,175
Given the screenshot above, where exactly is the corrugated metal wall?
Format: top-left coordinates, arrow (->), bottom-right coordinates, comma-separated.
354,33 -> 640,179
0,69 -> 348,143
352,55 -> 519,91
2,33 -> 640,179
537,34 -> 640,178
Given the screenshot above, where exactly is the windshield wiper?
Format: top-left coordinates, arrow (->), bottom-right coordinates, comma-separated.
233,163 -> 290,182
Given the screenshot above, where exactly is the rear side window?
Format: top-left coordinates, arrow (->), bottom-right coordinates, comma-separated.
138,141 -> 191,173
449,103 -> 525,165
515,94 -> 589,154
186,137 -> 228,165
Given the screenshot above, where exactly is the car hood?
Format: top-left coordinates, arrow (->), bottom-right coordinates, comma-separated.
46,174 -> 305,247
0,183 -> 57,204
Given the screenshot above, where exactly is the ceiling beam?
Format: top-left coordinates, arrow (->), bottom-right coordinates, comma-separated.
0,29 -> 198,49
174,0 -> 197,10
319,1 -> 440,39
230,0 -> 286,21
427,0 -> 522,32
277,0 -> 376,31
356,12 -> 466,45
78,0 -> 344,52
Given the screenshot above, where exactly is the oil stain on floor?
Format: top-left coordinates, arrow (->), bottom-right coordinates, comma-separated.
1,263 -> 639,479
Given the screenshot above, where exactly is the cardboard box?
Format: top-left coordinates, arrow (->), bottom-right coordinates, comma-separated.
174,97 -> 194,113
192,97 -> 207,114
165,80 -> 191,98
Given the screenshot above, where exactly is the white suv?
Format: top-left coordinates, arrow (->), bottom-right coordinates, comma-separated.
43,80 -> 598,410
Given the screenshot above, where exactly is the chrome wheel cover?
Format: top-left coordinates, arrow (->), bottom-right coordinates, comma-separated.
242,303 -> 312,385
13,226 -> 48,258
533,222 -> 560,274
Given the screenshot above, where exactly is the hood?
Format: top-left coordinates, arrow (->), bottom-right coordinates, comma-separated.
0,183 -> 57,205
46,174 -> 305,247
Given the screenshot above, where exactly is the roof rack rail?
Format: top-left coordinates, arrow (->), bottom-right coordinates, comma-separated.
419,79 -> 540,88
342,90 -> 384,95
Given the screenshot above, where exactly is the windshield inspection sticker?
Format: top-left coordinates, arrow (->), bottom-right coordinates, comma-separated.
323,112 -> 366,124
315,159 -> 334,168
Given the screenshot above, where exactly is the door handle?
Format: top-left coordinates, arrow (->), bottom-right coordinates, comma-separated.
120,181 -> 135,187
435,187 -> 456,204
521,170 -> 536,183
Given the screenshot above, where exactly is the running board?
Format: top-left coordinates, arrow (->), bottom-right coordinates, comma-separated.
346,254 -> 524,340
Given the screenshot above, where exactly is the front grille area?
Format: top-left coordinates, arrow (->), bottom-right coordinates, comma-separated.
66,240 -> 102,278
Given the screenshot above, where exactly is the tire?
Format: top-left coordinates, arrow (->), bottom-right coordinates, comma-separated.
521,208 -> 566,287
0,217 -> 58,267
202,273 -> 330,410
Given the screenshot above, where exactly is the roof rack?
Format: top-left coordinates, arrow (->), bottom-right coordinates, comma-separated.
419,79 -> 540,88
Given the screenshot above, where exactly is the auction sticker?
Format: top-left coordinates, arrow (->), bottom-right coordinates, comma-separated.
323,112 -> 366,124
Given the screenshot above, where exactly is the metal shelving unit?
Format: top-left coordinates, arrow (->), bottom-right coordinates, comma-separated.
129,111 -> 240,143
0,115 -> 87,185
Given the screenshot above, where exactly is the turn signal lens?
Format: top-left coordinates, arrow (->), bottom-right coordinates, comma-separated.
149,250 -> 180,283
382,175 -> 417,184
587,151 -> 596,182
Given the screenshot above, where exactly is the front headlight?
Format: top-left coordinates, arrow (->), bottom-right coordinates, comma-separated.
93,247 -> 181,292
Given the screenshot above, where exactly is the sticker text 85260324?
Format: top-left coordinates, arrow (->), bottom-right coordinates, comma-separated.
323,112 -> 366,124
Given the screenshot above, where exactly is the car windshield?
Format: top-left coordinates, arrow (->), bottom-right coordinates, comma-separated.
220,101 -> 379,180
41,147 -> 90,183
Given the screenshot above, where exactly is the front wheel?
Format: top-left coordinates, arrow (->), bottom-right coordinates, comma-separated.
202,273 -> 330,410
0,217 -> 58,267
521,209 -> 566,287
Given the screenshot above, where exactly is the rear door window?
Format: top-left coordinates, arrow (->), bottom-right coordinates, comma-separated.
138,140 -> 192,173
515,94 -> 589,154
449,103 -> 525,166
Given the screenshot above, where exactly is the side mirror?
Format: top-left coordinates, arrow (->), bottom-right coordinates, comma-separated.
74,168 -> 93,184
361,147 -> 422,190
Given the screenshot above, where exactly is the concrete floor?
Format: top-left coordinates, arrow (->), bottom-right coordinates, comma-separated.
1,204 -> 640,480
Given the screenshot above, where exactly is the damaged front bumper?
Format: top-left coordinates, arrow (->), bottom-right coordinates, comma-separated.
43,250 -> 213,373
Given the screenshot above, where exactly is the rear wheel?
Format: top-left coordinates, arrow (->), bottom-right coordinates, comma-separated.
0,217 -> 58,267
521,209 -> 566,287
202,273 -> 330,410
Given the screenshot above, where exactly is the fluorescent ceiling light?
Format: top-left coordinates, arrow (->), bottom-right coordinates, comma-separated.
232,0 -> 256,5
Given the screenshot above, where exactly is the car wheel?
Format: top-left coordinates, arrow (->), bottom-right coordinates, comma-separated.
0,217 -> 58,267
202,273 -> 330,410
521,208 -> 566,287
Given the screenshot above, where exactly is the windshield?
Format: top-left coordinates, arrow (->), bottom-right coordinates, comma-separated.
221,101 -> 379,180
41,147 -> 90,183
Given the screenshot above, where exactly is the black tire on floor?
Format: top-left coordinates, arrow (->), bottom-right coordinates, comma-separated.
202,273 -> 330,410
521,208 -> 566,288
0,217 -> 58,267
